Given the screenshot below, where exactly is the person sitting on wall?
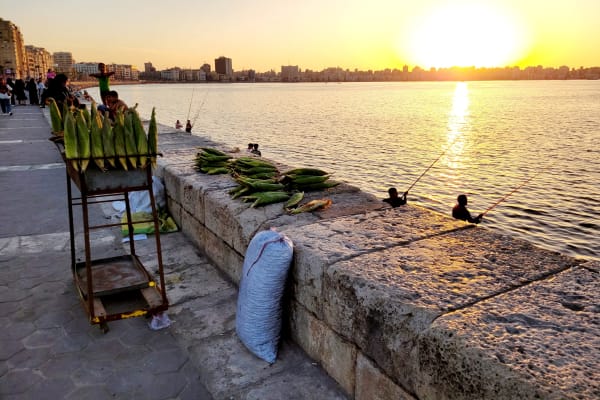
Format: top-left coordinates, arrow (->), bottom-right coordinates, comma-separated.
185,120 -> 192,133
176,119 -> 183,129
452,194 -> 483,224
383,187 -> 407,207
251,143 -> 261,156
105,90 -> 128,120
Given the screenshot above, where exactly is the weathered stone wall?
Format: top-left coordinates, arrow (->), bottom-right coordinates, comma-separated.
153,130 -> 599,400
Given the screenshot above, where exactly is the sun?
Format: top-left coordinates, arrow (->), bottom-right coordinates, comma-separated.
401,3 -> 529,68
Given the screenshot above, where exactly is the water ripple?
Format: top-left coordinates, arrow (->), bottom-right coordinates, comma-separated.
93,81 -> 600,262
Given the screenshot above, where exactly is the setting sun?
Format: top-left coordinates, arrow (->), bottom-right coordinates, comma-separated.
401,3 -> 530,68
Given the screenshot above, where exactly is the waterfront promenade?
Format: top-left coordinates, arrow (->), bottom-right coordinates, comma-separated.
0,106 -> 347,399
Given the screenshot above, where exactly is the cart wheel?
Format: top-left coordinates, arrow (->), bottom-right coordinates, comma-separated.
99,322 -> 110,334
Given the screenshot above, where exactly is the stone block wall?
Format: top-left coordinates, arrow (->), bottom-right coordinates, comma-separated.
153,133 -> 598,400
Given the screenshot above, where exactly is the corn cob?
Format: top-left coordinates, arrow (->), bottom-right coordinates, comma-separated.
242,191 -> 291,208
147,107 -> 158,168
89,112 -> 104,169
206,167 -> 230,175
113,111 -> 128,170
199,147 -> 228,156
81,106 -> 91,129
123,110 -> 138,169
286,174 -> 330,185
63,108 -> 78,171
234,157 -> 278,169
75,110 -> 90,172
235,177 -> 285,192
101,112 -> 116,167
284,191 -> 304,209
297,181 -> 340,191
289,199 -> 332,214
62,101 -> 70,127
282,167 -> 328,176
130,109 -> 148,167
48,99 -> 63,135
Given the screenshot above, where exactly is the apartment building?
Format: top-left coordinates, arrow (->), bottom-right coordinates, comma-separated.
25,45 -> 53,79
53,51 -> 74,75
0,18 -> 28,78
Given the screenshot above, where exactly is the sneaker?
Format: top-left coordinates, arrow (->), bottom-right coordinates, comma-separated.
9,112 -> 12,116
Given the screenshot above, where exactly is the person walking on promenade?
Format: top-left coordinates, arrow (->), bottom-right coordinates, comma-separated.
452,194 -> 482,224
41,73 -> 79,115
383,187 -> 407,207
90,62 -> 115,105
185,120 -> 192,133
37,78 -> 46,107
0,77 -> 13,115
14,78 -> 27,105
27,78 -> 39,105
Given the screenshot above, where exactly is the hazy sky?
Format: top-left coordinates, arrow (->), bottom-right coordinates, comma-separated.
2,0 -> 599,71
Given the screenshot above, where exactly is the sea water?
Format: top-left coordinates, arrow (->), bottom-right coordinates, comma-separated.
88,81 -> 600,262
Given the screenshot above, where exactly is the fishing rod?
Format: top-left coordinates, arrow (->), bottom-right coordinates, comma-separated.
186,88 -> 195,121
481,172 -> 539,217
190,90 -> 209,127
405,135 -> 461,193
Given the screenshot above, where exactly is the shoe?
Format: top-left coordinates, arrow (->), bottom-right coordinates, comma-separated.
9,112 -> 12,116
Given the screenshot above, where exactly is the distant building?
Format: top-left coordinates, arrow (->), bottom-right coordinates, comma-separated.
144,62 -> 156,73
161,68 -> 181,81
0,18 -> 28,78
215,56 -> 233,80
25,45 -> 53,79
53,51 -> 75,75
281,65 -> 300,82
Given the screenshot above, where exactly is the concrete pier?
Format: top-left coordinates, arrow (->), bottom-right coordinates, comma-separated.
154,125 -> 598,399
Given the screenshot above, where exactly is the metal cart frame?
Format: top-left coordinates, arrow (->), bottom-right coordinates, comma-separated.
65,160 -> 168,332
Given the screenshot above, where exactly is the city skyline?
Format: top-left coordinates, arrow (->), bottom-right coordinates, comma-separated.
2,0 -> 600,72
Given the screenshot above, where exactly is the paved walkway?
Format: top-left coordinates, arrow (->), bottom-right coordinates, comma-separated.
0,105 -> 347,399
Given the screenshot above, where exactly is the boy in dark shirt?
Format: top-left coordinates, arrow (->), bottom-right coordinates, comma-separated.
452,194 -> 482,223
383,187 -> 407,207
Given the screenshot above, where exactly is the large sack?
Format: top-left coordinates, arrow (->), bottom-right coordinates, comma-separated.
236,229 -> 294,363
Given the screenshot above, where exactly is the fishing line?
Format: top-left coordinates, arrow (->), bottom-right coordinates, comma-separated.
191,90 -> 209,127
405,134 -> 461,193
186,88 -> 195,120
481,172 -> 540,216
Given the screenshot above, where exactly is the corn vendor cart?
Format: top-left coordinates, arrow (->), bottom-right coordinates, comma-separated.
63,157 -> 168,333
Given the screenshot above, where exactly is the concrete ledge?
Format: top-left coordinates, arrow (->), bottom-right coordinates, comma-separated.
154,130 -> 597,399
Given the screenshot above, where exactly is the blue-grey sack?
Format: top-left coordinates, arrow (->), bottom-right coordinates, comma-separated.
235,228 -> 294,363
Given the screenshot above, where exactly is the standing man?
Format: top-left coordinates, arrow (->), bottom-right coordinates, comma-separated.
90,63 -> 115,105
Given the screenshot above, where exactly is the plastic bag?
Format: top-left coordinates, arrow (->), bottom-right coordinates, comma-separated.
128,176 -> 166,213
235,229 -> 294,363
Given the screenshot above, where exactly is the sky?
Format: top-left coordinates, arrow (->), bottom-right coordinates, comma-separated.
2,0 -> 599,72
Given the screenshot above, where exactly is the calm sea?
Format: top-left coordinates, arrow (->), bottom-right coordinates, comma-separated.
87,81 -> 600,262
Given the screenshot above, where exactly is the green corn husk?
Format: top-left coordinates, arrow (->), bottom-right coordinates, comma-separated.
284,191 -> 304,209
75,110 -> 90,172
89,112 -> 104,169
123,110 -> 138,169
81,105 -> 91,129
49,98 -> 63,135
242,191 -> 290,208
101,111 -> 116,167
113,111 -> 128,170
147,107 -> 158,168
130,108 -> 148,167
63,108 -> 78,171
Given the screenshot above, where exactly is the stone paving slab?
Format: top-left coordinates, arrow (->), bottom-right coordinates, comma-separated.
417,263 -> 599,400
